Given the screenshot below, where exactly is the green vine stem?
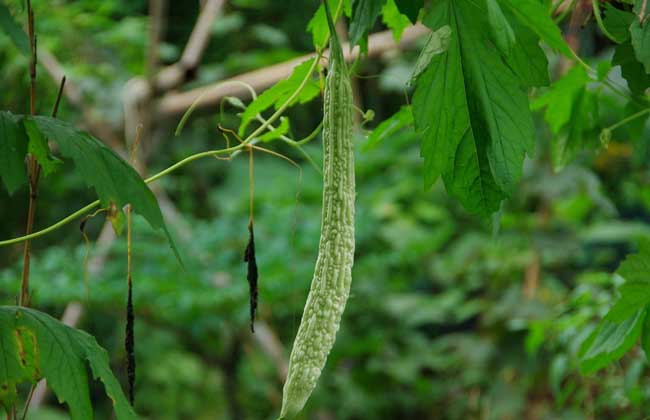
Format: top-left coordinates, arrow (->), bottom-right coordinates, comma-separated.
0,52 -> 322,248
591,0 -> 619,43
605,108 -> 650,132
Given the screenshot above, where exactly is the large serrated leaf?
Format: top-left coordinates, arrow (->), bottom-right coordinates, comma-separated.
0,111 -> 28,194
413,0 -> 535,218
486,0 -> 516,56
22,115 -> 182,264
0,306 -> 136,419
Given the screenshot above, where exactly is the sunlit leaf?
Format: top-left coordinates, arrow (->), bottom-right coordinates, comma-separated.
381,0 -> 411,42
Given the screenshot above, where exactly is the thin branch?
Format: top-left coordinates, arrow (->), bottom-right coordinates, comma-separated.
155,25 -> 428,117
155,0 -> 225,92
20,0 -> 38,307
38,49 -> 126,153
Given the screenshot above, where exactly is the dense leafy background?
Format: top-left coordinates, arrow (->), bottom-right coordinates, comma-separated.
0,0 -> 649,419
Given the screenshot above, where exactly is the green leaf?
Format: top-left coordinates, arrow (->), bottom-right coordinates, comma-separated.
23,116 -> 182,264
23,119 -> 62,176
307,0 -> 352,49
500,0 -> 574,58
579,309 -> 646,374
530,66 -> 598,168
394,0 -> 422,23
503,15 -> 550,87
0,323 -> 38,413
613,41 -> 650,96
349,0 -> 386,50
0,2 -> 29,55
238,58 -> 319,136
408,25 -> 452,86
531,66 -> 589,134
618,238 -> 650,282
259,116 -> 290,142
0,111 -> 27,194
413,0 -> 535,217
0,306 -> 136,420
642,313 -> 650,362
602,3 -> 634,43
597,60 -> 613,80
486,0 -> 516,56
630,3 -> 650,74
382,0 -> 411,42
363,105 -> 413,151
605,283 -> 650,322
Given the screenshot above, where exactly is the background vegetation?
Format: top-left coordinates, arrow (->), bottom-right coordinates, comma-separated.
1,0 -> 649,419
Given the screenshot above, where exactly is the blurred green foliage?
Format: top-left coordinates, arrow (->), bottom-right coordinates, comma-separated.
1,0 -> 649,419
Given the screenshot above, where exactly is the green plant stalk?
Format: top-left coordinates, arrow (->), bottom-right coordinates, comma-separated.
0,55 -> 322,248
606,108 -> 650,131
591,0 -> 619,42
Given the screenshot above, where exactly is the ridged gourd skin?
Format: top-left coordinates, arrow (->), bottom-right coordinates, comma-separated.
279,39 -> 355,419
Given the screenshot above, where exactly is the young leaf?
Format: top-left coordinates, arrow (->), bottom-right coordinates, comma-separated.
413,0 -> 535,218
394,0 -> 422,23
259,116 -> 290,142
530,66 -> 598,168
382,0 -> 411,42
531,67 -> 590,134
579,309 -> 646,374
363,105 -> 413,151
630,0 -> 650,73
500,0 -> 574,58
0,111 -> 28,194
349,0 -> 386,51
23,116 -> 182,264
0,2 -> 29,55
238,58 -> 319,136
24,119 -> 62,176
0,306 -> 136,420
307,0 -> 352,49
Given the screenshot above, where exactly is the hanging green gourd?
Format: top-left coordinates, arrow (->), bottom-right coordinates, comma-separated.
279,1 -> 355,418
